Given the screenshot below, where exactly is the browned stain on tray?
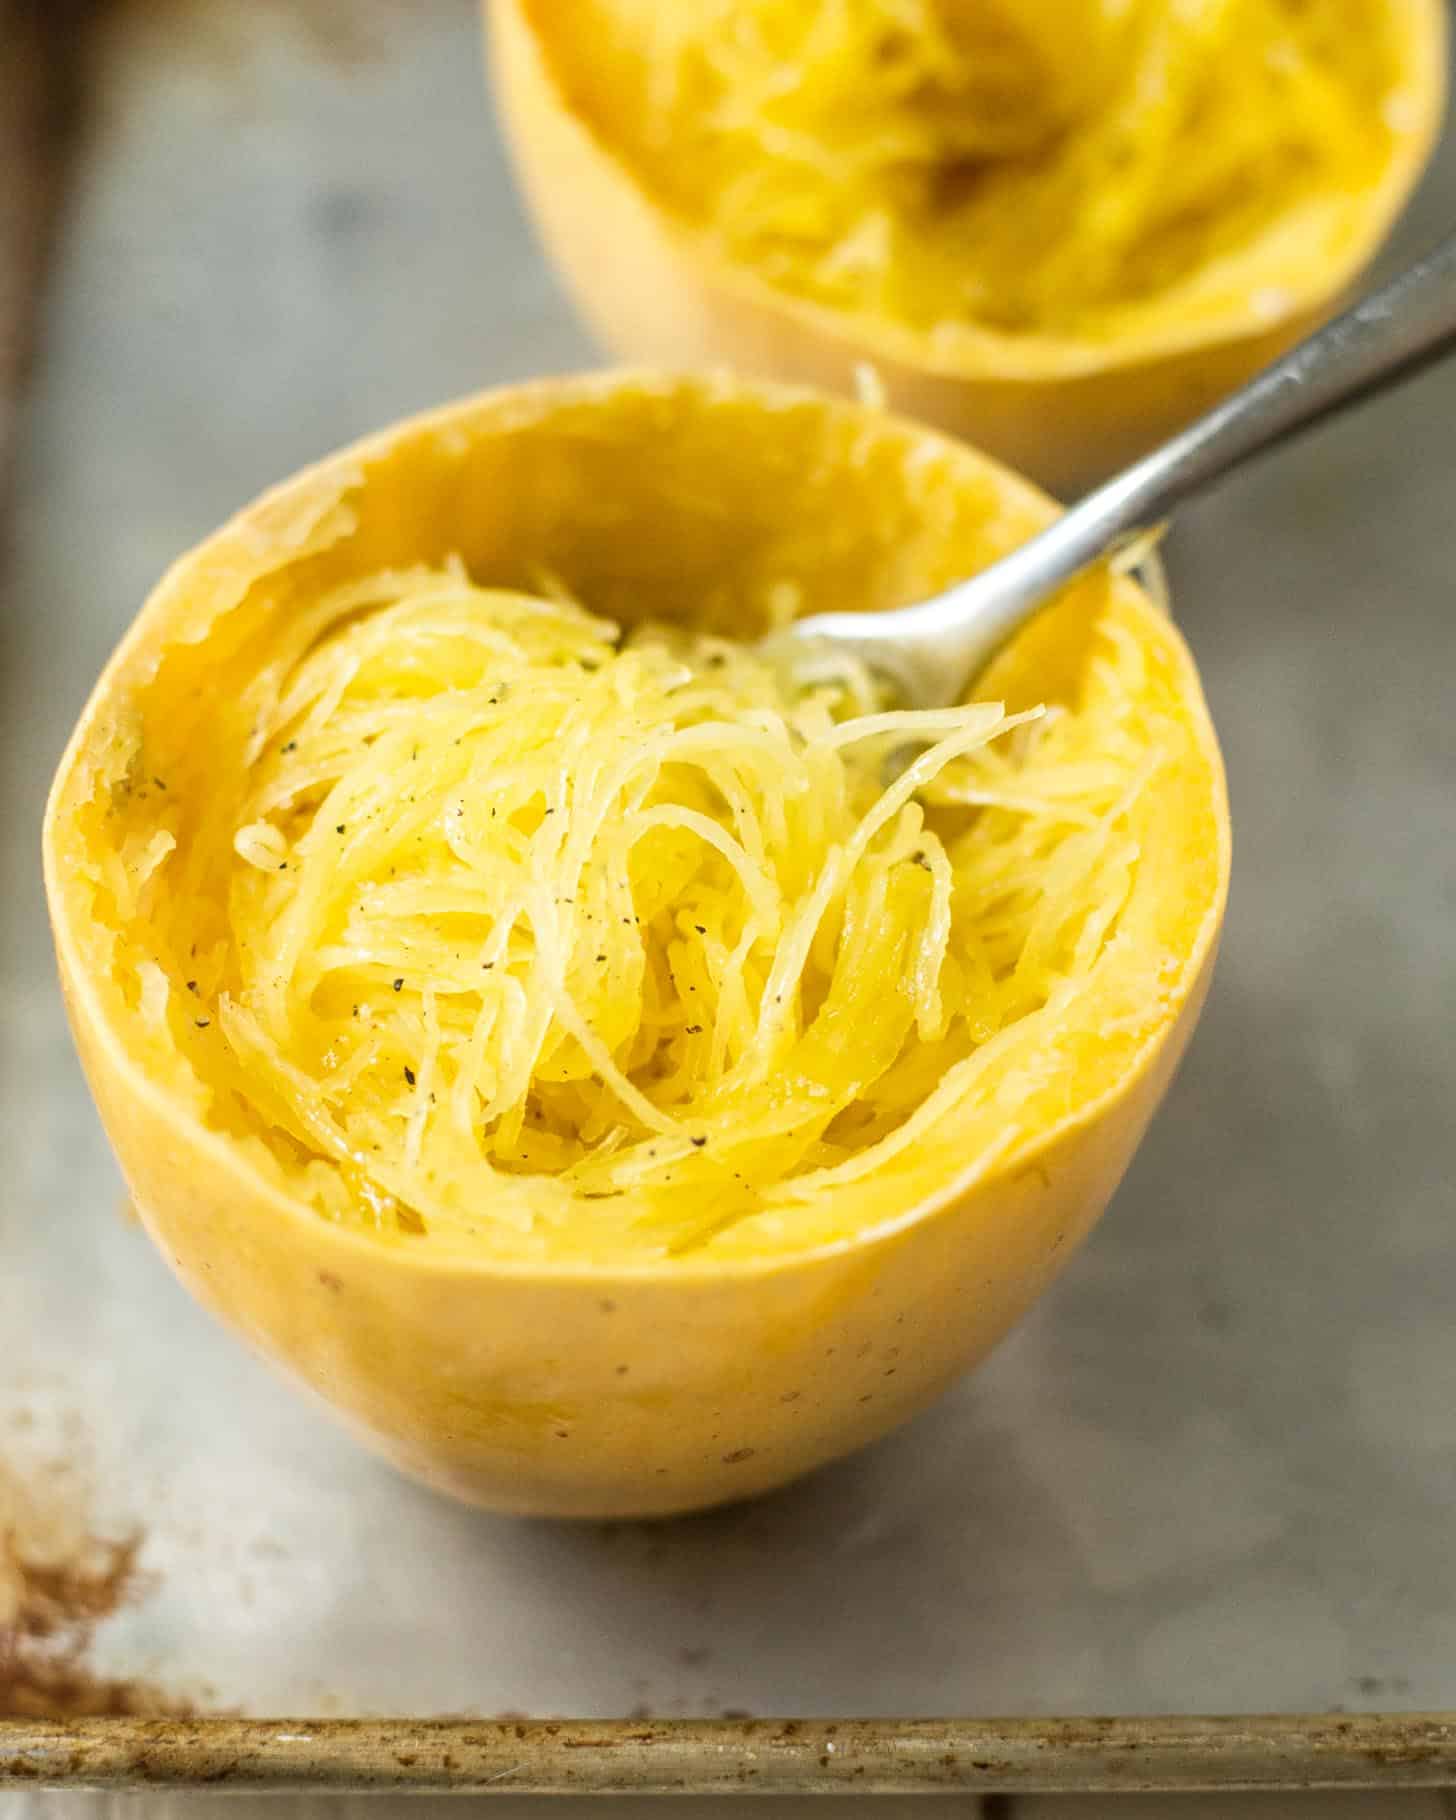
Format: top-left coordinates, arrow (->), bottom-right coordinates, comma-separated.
0,1460 -> 187,1720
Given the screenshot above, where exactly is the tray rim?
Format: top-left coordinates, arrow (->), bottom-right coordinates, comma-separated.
2,1713 -> 1454,1794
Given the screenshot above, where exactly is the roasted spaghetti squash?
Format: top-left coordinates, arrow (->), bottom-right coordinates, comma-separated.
45,374 -> 1228,1514
493,0 -> 1445,488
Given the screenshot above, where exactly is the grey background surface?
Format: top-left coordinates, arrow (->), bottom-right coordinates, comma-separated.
2,0 -> 1453,1740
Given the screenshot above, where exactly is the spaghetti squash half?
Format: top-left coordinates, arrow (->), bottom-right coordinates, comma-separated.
493,0 -> 1445,489
45,374 -> 1227,1515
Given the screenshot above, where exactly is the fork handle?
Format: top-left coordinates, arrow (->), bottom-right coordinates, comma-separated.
1055,225 -> 1456,553
1049,226 -> 1456,575
791,229 -> 1456,707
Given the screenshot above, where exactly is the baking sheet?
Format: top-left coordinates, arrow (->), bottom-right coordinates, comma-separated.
2,0 -> 1455,1771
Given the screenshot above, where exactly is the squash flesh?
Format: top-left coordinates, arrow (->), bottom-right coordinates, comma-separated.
89,558 -> 1171,1263
528,0 -> 1422,347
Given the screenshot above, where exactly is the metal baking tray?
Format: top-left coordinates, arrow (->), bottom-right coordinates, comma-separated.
3,0 -> 1454,1795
